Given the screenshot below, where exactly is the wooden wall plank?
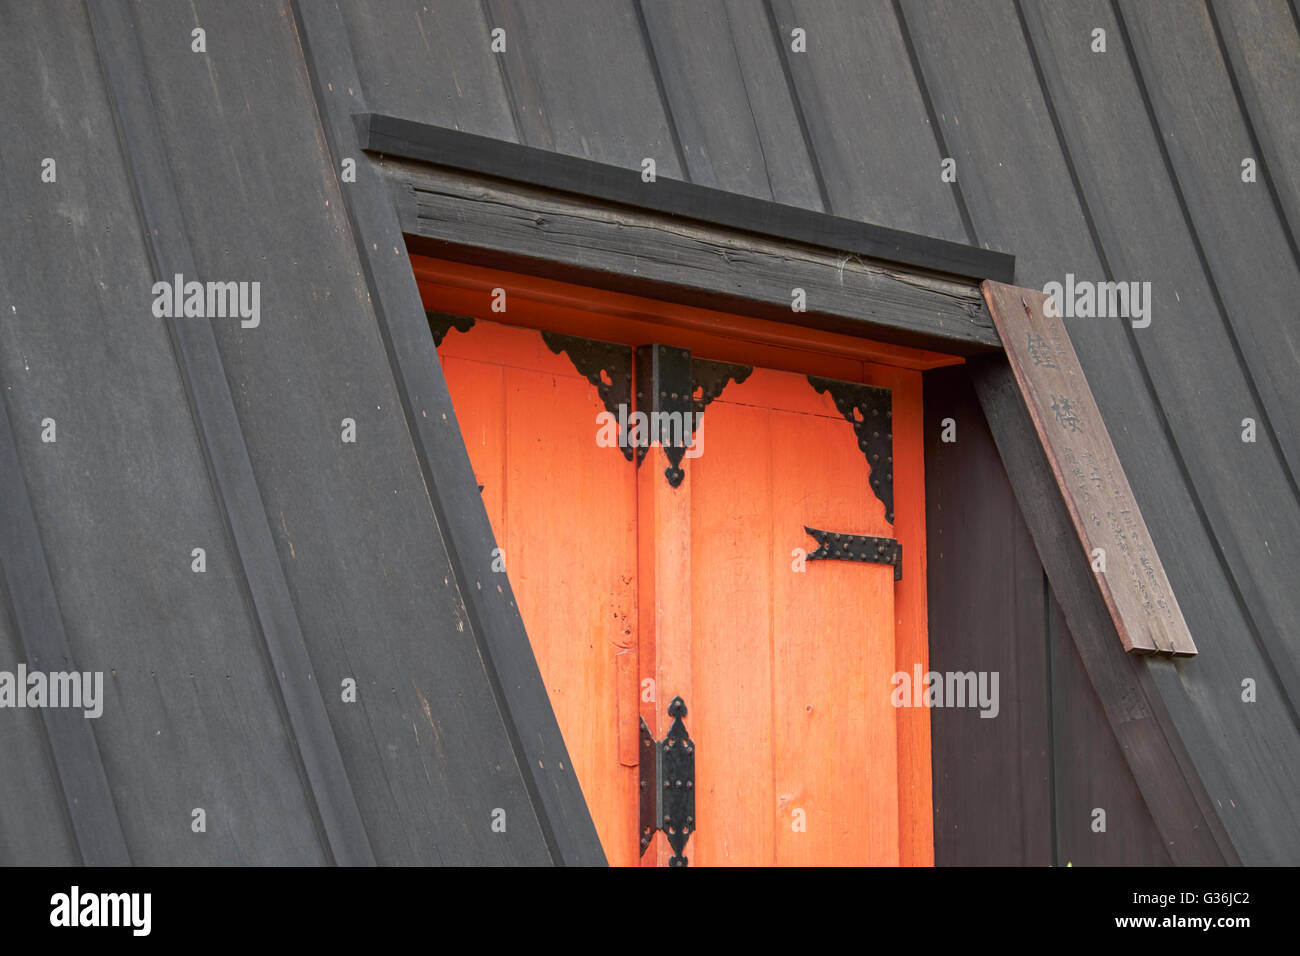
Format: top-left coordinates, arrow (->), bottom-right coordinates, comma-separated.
1119,0 -> 1300,515
878,364 -> 933,866
689,401 -> 776,866
0,0 -> 331,865
923,366 -> 1053,866
1210,0 -> 1300,255
971,356 -> 1234,865
440,322 -> 641,865
768,0 -> 970,240
482,0 -> 685,173
293,0 -> 606,864
0,563 -> 80,865
637,401 -> 694,866
769,405 -> 899,865
341,0 -> 518,140
1048,595 -> 1173,866
638,0 -> 824,207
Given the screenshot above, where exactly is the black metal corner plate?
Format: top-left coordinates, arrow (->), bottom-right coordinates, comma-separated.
804,526 -> 902,580
807,376 -> 895,524
541,330 -> 635,461
634,348 -> 752,487
425,310 -> 475,346
691,358 -> 752,416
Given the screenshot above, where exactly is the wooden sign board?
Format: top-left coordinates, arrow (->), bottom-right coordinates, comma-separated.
982,280 -> 1197,657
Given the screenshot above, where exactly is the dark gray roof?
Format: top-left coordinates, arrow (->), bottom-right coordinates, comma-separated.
2,0 -> 1297,864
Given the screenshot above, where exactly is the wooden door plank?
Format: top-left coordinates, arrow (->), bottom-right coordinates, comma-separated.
637,427 -> 694,866
688,401 -> 777,866
771,404 -> 899,865
876,365 -> 934,867
441,321 -> 640,866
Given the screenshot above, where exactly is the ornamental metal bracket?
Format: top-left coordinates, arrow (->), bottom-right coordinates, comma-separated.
634,344 -> 694,485
425,310 -> 475,346
542,330 -> 635,461
807,375 -> 895,524
691,358 -> 752,417
804,526 -> 902,580
639,697 -> 696,867
635,345 -> 751,486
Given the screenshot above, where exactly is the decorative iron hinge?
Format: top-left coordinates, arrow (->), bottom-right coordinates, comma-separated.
639,697 -> 696,867
804,526 -> 902,580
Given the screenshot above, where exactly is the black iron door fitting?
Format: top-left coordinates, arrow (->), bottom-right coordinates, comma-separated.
639,697 -> 695,867
804,526 -> 902,580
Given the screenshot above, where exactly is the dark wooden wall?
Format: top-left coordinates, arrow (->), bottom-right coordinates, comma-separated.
925,366 -> 1171,866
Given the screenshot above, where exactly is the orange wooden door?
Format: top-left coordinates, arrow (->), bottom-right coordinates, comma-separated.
436,320 -> 641,866
433,310 -> 923,866
684,368 -> 899,865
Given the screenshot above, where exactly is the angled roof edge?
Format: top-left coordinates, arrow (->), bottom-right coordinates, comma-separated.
356,112 -> 1016,284
294,0 -> 607,865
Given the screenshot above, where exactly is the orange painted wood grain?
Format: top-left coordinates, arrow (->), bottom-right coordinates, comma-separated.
438,321 -> 640,866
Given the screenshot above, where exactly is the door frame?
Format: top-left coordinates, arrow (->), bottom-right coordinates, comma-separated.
414,253 -> 943,866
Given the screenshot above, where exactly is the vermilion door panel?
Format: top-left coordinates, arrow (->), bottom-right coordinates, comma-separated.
686,368 -> 898,865
435,313 -> 919,866
437,321 -> 640,866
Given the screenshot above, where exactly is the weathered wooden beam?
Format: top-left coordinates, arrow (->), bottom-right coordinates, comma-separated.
382,161 -> 1001,356
358,112 -> 1015,283
983,281 -> 1196,657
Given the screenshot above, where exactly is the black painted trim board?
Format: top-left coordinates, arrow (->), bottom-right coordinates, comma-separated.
356,112 -> 1015,284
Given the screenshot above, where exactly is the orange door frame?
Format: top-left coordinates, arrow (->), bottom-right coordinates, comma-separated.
413,253 -> 949,866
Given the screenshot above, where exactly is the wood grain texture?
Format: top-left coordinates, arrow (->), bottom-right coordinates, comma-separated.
431,295 -> 926,865
637,0 -> 824,207
637,408 -> 694,866
924,366 -> 1053,866
1048,595 -> 1173,866
984,281 -> 1194,657
296,0 -> 605,864
369,114 -> 1013,285
877,363 -> 934,867
694,369 -> 902,865
768,0 -> 970,242
439,322 -> 641,866
392,167 -> 1001,352
412,254 -> 968,373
